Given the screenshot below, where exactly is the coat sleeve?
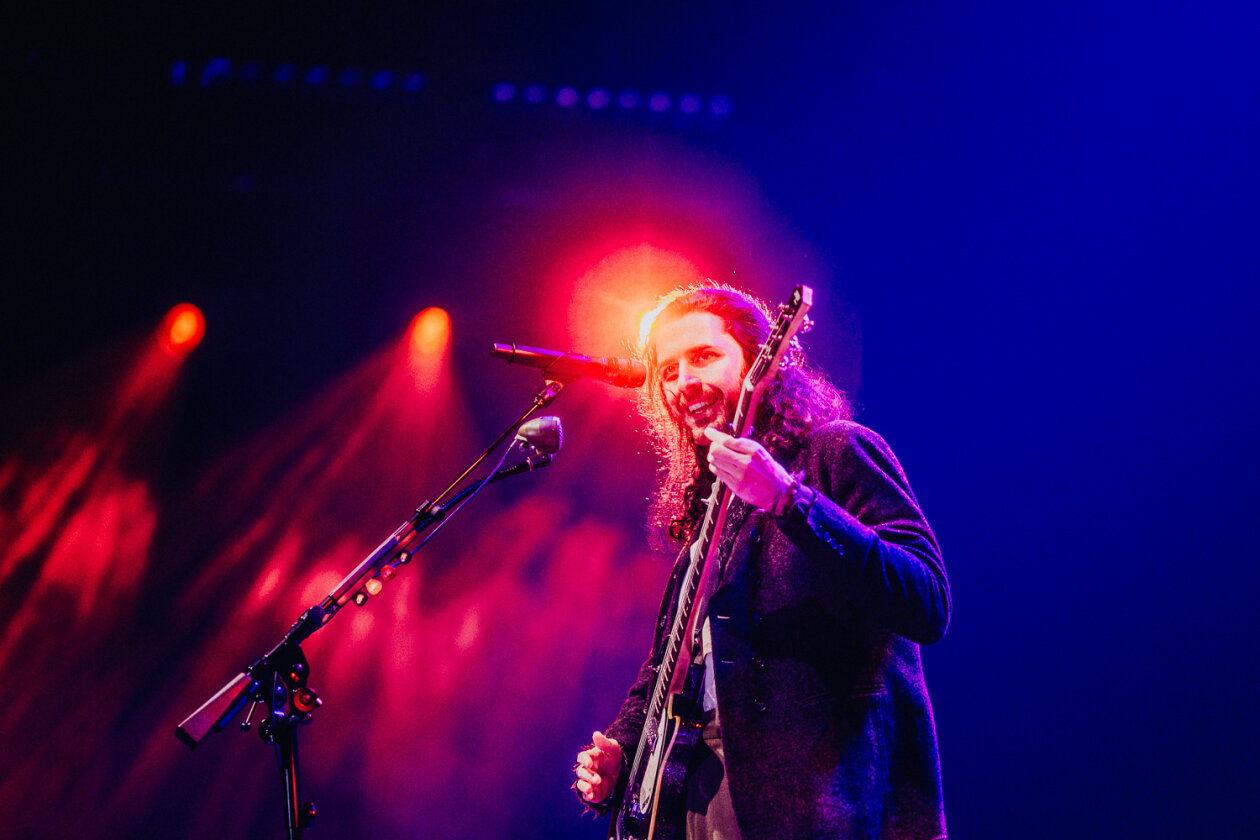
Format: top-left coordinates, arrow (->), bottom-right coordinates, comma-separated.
776,421 -> 951,644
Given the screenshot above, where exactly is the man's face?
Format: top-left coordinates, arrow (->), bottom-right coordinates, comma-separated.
653,310 -> 747,446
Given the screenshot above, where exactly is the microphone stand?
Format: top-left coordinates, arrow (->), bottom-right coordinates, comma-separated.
175,378 -> 568,839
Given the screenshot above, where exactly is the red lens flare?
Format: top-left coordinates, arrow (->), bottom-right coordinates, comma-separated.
158,303 -> 205,356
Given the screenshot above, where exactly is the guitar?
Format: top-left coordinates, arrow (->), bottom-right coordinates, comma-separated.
610,285 -> 814,840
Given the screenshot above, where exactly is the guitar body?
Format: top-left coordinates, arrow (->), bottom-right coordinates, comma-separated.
612,666 -> 703,840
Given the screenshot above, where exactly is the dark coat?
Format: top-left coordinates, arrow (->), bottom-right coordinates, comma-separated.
604,421 -> 951,840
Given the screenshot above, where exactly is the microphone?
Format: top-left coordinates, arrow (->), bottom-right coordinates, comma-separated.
515,416 -> 563,455
491,343 -> 646,388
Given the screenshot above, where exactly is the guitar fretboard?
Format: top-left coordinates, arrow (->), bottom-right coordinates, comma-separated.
621,286 -> 810,797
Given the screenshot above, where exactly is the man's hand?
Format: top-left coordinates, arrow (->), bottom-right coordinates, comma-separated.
574,731 -> 623,805
704,427 -> 793,511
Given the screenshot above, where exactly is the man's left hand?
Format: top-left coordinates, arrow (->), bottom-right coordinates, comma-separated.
703,427 -> 793,511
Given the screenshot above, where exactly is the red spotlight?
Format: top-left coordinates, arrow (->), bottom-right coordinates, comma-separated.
409,307 -> 450,355
407,307 -> 451,390
158,303 -> 205,356
566,244 -> 705,356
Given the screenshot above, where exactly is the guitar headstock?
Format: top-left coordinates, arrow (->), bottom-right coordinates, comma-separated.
732,285 -> 814,437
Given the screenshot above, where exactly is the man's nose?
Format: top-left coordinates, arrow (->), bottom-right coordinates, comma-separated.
676,365 -> 700,388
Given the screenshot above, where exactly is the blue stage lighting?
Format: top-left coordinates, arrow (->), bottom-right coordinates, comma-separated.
709,95 -> 733,116
400,72 -> 425,92
200,58 -> 232,87
493,83 -> 516,102
273,63 -> 297,83
556,86 -> 579,107
648,92 -> 671,112
305,66 -> 329,85
587,89 -> 610,109
370,70 -> 393,90
170,60 -> 187,87
524,84 -> 546,104
618,90 -> 641,109
338,68 -> 361,87
679,94 -> 701,114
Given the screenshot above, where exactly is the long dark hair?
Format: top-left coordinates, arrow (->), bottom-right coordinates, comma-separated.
636,284 -> 851,548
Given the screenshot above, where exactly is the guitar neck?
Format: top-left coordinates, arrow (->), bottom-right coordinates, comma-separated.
620,284 -> 812,795
631,380 -> 753,765
643,476 -> 731,715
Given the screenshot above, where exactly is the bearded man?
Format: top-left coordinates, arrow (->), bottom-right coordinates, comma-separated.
574,285 -> 951,840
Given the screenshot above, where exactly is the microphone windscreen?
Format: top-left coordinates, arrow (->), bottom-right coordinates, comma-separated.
515,416 -> 563,454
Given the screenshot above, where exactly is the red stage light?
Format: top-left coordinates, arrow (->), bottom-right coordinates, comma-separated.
564,244 -> 705,358
409,307 -> 450,355
159,303 -> 205,356
407,307 -> 451,390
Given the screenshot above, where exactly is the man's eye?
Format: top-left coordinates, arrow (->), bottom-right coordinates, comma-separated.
660,366 -> 678,382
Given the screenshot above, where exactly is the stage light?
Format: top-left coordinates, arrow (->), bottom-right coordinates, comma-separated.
201,58 -> 232,88
370,70 -> 393,90
353,589 -> 369,606
365,578 -> 383,596
159,303 -> 206,357
524,84 -> 546,104
564,244 -> 705,358
679,94 -> 701,115
493,83 -> 516,102
618,90 -> 641,109
409,307 -> 451,358
338,68 -> 361,87
400,73 -> 426,92
273,63 -> 297,83
305,66 -> 329,85
556,86 -> 579,108
379,564 -> 397,582
170,60 -> 187,87
648,93 -> 671,112
408,307 -> 451,390
587,89 -> 610,109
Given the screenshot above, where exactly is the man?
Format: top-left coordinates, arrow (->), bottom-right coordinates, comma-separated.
574,285 -> 951,839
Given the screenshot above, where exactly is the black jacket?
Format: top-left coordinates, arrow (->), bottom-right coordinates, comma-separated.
605,421 -> 951,839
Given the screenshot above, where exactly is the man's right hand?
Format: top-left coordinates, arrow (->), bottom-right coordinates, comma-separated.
574,730 -> 623,804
